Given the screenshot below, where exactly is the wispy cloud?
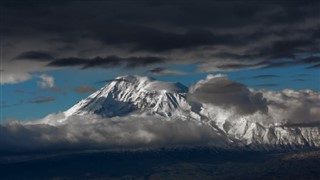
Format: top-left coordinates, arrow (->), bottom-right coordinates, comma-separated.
72,85 -> 97,94
306,64 -> 320,69
147,67 -> 186,76
293,79 -> 305,82
30,97 -> 56,104
37,74 -> 55,89
252,75 -> 279,79
254,83 -> 279,87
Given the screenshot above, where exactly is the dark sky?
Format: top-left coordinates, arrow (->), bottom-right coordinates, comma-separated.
1,0 -> 319,79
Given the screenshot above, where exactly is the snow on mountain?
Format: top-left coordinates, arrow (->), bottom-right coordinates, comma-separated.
62,75 -> 320,150
64,75 -> 192,118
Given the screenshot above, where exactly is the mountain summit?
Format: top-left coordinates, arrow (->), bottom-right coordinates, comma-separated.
65,75 -> 191,118
63,75 -> 320,150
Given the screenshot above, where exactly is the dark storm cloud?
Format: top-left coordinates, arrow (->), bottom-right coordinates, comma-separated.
212,52 -> 260,60
88,21 -> 236,52
47,57 -> 87,67
301,56 -> 320,64
47,56 -> 164,69
260,56 -> 320,69
257,39 -> 319,59
126,29 -> 234,52
15,51 -> 54,61
30,97 -> 56,104
2,0 -> 320,74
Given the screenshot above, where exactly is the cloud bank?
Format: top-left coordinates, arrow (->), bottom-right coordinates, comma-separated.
260,89 -> 320,125
0,115 -> 227,155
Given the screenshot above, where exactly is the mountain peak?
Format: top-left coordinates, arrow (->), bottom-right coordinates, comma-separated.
108,75 -> 188,93
64,75 -> 190,118
114,75 -> 155,83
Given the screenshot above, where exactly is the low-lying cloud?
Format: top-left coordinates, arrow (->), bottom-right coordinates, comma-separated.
0,115 -> 227,155
261,89 -> 320,125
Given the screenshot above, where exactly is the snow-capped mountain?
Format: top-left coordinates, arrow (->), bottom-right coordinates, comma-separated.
63,75 -> 320,150
65,75 -> 192,118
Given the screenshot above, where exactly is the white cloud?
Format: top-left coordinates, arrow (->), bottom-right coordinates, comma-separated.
37,74 -> 55,88
188,74 -> 268,115
0,114 -> 228,154
0,73 -> 32,84
188,74 -> 320,126
258,89 -> 320,125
